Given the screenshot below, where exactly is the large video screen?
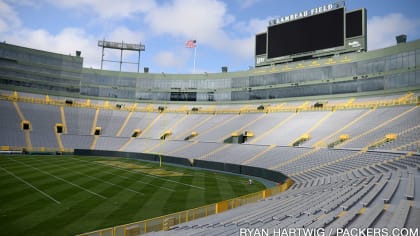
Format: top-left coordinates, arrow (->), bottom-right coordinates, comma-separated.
346,9 -> 363,38
267,7 -> 345,59
255,33 -> 267,55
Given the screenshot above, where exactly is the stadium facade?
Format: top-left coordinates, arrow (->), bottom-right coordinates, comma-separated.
0,39 -> 419,102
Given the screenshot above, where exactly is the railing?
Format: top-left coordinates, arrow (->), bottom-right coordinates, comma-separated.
0,145 -> 73,153
76,179 -> 293,236
0,92 -> 418,114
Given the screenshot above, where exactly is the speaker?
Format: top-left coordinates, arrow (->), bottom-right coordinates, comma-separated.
396,34 -> 407,44
222,66 -> 228,72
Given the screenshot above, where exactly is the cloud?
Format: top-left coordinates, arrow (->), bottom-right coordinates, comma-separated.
1,24 -> 149,71
0,1 -> 150,71
0,0 -> 21,33
96,26 -> 147,71
236,0 -> 263,9
5,0 -> 40,7
105,26 -> 145,43
245,18 -> 270,34
368,13 -> 420,50
145,0 -> 232,41
153,50 -> 188,69
0,0 -> 273,72
233,17 -> 271,36
228,37 -> 254,59
144,0 -> 256,64
46,0 -> 156,19
3,27 -> 100,68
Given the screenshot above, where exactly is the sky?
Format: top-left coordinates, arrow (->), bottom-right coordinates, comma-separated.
0,0 -> 419,74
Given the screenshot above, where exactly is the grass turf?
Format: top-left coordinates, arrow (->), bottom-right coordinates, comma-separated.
0,155 -> 265,236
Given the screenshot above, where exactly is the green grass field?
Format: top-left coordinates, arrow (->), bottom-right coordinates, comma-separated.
0,155 -> 265,236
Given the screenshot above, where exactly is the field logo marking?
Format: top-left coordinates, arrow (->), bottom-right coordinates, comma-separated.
70,157 -> 204,190
96,160 -> 189,177
65,157 -> 179,192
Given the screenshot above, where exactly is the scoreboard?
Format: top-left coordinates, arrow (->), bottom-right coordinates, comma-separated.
267,7 -> 344,59
255,2 -> 366,67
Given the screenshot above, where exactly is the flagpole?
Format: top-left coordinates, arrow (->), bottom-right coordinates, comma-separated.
186,39 -> 197,73
193,45 -> 197,73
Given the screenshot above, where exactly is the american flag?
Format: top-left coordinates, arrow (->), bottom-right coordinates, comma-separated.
185,39 -> 197,48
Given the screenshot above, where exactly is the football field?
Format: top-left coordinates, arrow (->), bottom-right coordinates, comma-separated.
0,155 -> 265,236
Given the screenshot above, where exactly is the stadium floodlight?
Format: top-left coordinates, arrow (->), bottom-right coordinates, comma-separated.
98,39 -> 145,72
396,34 -> 407,44
98,40 -> 145,51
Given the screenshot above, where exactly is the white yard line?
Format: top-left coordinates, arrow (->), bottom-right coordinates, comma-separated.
0,165 -> 61,204
23,157 -> 144,195
62,169 -> 144,195
40,157 -> 175,195
135,179 -> 175,192
8,158 -> 107,200
69,156 -> 205,190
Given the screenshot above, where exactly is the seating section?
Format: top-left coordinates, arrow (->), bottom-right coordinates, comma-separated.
145,139 -> 194,155
252,111 -> 328,145
186,114 -> 237,142
61,134 -> 94,150
195,113 -> 262,142
96,110 -> 128,136
94,136 -> 129,150
341,106 -> 419,149
124,138 -> 163,153
243,112 -> 293,144
1,96 -> 418,153
0,100 -> 25,147
377,126 -> 420,152
171,142 -> 227,159
118,112 -> 159,137
140,113 -> 185,139
167,113 -> 213,140
386,199 -> 411,230
200,143 -> 268,163
65,107 -> 96,135
245,146 -> 310,168
19,102 -> 60,148
303,109 -> 366,147
160,158 -> 419,235
0,92 -> 418,235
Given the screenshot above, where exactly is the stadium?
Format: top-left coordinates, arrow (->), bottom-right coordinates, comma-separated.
0,1 -> 419,236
